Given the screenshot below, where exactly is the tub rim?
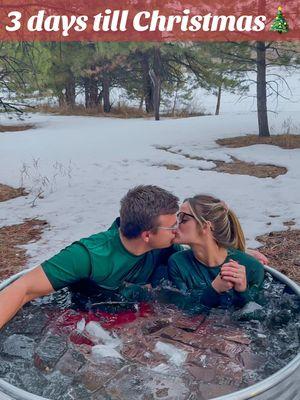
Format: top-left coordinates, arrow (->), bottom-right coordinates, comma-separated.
0,265 -> 299,400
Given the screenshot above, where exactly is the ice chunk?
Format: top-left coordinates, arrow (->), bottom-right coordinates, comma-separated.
3,334 -> 35,360
242,302 -> 263,313
233,302 -> 265,321
76,318 -> 86,333
85,321 -> 120,348
151,363 -> 170,374
91,344 -> 123,361
34,334 -> 68,371
85,321 -> 111,342
154,341 -> 187,366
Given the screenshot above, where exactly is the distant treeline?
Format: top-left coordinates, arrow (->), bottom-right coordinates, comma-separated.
0,42 -> 299,135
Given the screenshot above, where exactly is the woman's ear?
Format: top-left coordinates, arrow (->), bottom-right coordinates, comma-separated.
204,221 -> 214,233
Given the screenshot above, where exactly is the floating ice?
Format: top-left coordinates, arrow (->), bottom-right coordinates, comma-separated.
76,318 -> 86,333
151,363 -> 170,374
243,302 -> 264,313
91,344 -> 123,361
85,321 -> 121,348
2,334 -> 35,360
154,341 -> 187,366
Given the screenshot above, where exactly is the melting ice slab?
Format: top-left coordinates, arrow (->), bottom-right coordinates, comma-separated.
154,341 -> 187,366
85,321 -> 121,348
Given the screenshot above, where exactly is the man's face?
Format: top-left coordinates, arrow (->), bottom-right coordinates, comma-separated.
147,214 -> 178,249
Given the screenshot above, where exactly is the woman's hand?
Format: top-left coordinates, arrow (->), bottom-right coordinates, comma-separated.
212,274 -> 234,293
220,259 -> 247,292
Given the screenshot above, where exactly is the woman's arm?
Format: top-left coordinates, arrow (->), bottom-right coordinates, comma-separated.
168,256 -> 228,308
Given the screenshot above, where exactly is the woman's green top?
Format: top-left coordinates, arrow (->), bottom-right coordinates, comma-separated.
168,248 -> 265,308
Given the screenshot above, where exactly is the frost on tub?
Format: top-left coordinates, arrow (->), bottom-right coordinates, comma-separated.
0,273 -> 299,400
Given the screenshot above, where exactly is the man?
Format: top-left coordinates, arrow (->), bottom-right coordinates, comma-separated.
0,185 -> 180,329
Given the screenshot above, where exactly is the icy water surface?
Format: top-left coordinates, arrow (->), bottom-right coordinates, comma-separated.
0,273 -> 299,400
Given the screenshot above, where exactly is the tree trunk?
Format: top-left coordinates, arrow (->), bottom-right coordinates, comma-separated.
89,78 -> 98,109
256,41 -> 270,137
58,93 -> 66,108
139,52 -> 154,113
84,78 -> 90,109
150,69 -> 161,121
150,47 -> 162,121
65,73 -> 76,108
139,95 -> 144,110
215,84 -> 222,115
172,86 -> 179,117
102,76 -> 111,113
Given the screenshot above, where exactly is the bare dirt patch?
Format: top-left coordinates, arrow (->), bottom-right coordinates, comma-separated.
212,157 -> 287,179
0,124 -> 35,133
0,219 -> 48,280
162,163 -> 183,170
216,134 -> 300,150
256,226 -> 300,284
0,183 -> 27,202
155,146 -> 287,178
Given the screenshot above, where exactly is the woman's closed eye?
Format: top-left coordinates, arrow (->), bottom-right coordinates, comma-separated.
180,217 -> 189,224
177,212 -> 196,225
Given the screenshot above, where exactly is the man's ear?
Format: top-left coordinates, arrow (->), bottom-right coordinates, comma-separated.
141,231 -> 151,243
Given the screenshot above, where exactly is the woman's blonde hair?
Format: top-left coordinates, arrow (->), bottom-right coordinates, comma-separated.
186,194 -> 246,251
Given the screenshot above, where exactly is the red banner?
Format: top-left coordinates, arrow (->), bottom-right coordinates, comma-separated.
0,0 -> 298,41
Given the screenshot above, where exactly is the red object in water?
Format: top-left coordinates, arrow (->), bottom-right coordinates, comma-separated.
47,303 -> 155,346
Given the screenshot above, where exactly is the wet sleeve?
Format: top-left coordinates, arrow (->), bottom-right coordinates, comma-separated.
191,286 -> 221,308
168,256 -> 189,292
168,256 -> 220,308
41,243 -> 91,291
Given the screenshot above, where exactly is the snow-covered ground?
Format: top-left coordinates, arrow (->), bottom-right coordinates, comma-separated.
0,71 -> 300,270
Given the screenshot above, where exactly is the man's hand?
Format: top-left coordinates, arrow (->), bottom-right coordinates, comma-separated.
212,274 -> 234,293
220,259 -> 247,292
246,248 -> 269,265
121,283 -> 152,302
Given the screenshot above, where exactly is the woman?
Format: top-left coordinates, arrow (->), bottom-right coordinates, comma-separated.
168,195 -> 265,309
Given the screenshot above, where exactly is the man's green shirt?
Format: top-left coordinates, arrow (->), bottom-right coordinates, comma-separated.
41,218 -> 181,291
168,248 -> 265,308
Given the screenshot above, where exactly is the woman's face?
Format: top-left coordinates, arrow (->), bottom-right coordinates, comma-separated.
173,201 -> 201,245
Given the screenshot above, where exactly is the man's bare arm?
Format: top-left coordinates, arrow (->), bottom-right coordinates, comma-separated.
246,248 -> 269,265
0,266 -> 54,330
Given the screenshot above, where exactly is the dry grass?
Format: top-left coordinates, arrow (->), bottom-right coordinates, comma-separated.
156,147 -> 287,178
0,219 -> 48,280
216,134 -> 300,150
30,104 -> 209,119
256,227 -> 300,284
156,163 -> 183,171
31,104 -> 151,119
212,157 -> 287,179
0,124 -> 35,133
0,184 -> 27,202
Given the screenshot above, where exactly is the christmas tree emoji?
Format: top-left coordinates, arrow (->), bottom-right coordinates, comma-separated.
270,6 -> 289,34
